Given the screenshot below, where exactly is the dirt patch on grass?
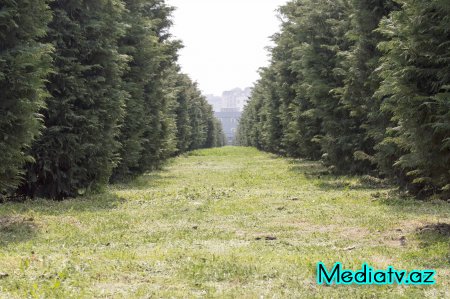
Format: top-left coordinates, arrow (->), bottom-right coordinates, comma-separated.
0,216 -> 36,230
376,220 -> 429,248
337,227 -> 370,240
0,215 -> 38,245
417,223 -> 450,236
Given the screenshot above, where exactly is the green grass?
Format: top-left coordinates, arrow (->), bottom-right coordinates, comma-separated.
0,147 -> 449,298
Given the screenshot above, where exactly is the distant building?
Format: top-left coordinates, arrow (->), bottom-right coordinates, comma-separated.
222,87 -> 251,111
206,87 -> 251,113
206,95 -> 222,112
215,108 -> 241,145
207,87 -> 251,145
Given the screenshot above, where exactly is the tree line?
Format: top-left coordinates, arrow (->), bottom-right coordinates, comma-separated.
237,0 -> 450,199
0,0 -> 225,200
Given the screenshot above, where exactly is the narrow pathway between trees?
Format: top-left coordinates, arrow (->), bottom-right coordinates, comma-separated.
0,147 -> 449,297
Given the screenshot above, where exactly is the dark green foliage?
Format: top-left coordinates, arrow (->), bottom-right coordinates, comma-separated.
0,0 -> 52,196
291,0 -> 358,173
173,73 -> 194,153
112,0 -> 223,181
21,0 -> 127,199
236,88 -> 262,148
239,0 -> 357,170
185,85 -> 220,151
204,103 -> 219,148
377,0 -> 450,197
339,0 -> 398,175
1,0 -> 223,199
134,0 -> 179,173
213,118 -> 226,147
259,68 -> 283,154
238,0 -> 450,198
172,72 -> 225,153
113,0 -> 180,180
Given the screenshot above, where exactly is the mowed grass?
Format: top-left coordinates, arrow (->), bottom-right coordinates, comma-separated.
0,147 -> 449,298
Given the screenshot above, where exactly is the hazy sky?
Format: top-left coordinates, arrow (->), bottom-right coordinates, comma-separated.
167,0 -> 288,95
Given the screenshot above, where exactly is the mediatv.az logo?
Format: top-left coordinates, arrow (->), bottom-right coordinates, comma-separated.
317,262 -> 436,285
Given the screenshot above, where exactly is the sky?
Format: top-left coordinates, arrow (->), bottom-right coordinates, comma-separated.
166,0 -> 289,96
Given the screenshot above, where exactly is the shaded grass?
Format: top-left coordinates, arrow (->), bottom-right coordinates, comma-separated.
0,147 -> 449,298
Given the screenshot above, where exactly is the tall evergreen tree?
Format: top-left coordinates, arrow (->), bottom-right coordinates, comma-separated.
132,0 -> 180,173
273,1 -> 322,159
295,0 -> 358,173
339,0 -> 397,175
173,73 -> 194,153
22,0 -> 127,199
172,72 -> 225,152
112,0 -> 180,180
377,0 -> 450,197
213,118 -> 226,147
0,0 -> 52,196
236,88 -> 262,148
239,0 -> 450,198
188,91 -> 208,151
259,68 -> 283,154
240,0 -> 357,171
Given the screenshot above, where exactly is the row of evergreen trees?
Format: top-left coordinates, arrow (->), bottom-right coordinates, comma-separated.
237,0 -> 450,199
0,0 -> 225,199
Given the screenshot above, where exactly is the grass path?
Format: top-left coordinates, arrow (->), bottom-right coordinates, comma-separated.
0,147 -> 449,298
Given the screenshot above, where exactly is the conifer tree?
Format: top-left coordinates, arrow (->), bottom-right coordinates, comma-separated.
173,73 -> 194,153
113,0 -> 180,179
339,0 -> 397,175
172,72 -> 225,152
239,0 -> 450,198
377,0 -> 450,197
295,0 -> 358,173
188,92 -> 208,150
272,2 -> 322,159
240,0 -> 356,170
213,118 -> 226,147
22,0 -> 127,198
237,81 -> 266,150
0,0 -> 52,196
132,0 -> 180,173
